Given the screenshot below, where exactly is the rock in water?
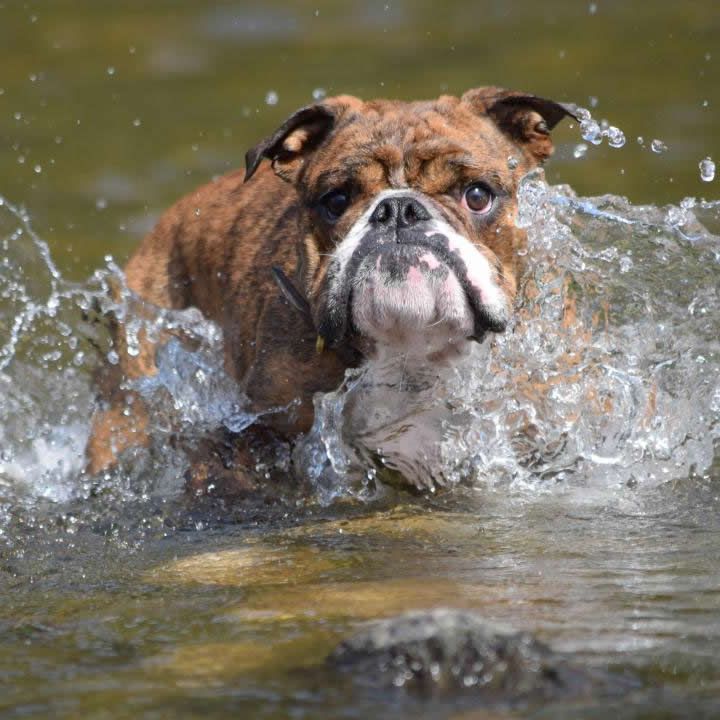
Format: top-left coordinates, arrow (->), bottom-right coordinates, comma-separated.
328,609 -> 608,701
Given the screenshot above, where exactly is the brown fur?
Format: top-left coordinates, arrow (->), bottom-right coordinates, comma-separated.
87,88 -> 573,495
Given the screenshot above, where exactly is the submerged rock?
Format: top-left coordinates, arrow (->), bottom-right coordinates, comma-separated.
328,609 -> 617,701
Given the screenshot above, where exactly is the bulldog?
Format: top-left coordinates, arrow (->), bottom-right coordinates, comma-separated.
86,87 -> 574,495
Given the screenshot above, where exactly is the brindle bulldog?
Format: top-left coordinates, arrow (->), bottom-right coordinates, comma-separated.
86,87 -> 574,494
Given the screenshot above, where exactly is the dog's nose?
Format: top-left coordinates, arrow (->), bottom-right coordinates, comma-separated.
369,195 -> 432,229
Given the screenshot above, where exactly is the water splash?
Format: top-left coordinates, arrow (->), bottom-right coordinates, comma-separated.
439,174 -> 720,492
1,176 -> 719,520
574,107 -> 625,149
297,173 -> 720,500
0,195 -> 277,521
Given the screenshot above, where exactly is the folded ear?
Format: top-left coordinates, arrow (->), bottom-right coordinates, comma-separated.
462,87 -> 577,163
245,96 -> 364,183
244,104 -> 335,183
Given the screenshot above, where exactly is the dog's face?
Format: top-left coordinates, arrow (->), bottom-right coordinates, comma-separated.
246,88 -> 573,358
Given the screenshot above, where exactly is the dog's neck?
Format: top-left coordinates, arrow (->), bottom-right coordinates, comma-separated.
338,339 -> 483,488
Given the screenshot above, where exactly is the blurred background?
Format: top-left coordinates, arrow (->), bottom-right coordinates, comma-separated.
1,0 -> 718,278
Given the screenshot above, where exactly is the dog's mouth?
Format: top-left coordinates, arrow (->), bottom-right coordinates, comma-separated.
317,228 -> 510,350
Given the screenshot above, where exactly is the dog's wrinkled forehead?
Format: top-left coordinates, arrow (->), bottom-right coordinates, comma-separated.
244,89 -> 574,196
301,101 -> 523,201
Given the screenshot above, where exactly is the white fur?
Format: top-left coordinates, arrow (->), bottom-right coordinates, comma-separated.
425,218 -> 509,326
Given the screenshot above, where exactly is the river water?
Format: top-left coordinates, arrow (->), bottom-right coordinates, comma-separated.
2,1 -> 720,718
2,173 -> 719,718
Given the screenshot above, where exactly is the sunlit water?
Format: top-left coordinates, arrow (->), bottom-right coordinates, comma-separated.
1,173 -> 720,717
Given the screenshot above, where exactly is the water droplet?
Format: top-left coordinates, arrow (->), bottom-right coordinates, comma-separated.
17,155 -> 25,164
0,88 -> 4,95
589,2 -> 597,14
107,350 -> 119,365
507,156 -> 519,169
129,45 -> 136,55
33,164 -> 42,174
606,126 -> 626,148
636,136 -> 644,146
13,112 -> 22,121
265,90 -> 279,106
580,118 -> 602,145
132,118 -> 141,127
699,156 -> 715,182
650,139 -> 667,154
106,66 -> 116,76
54,135 -> 63,144
705,52 -> 712,61
312,87 -> 326,101
194,208 -> 201,216
573,143 -> 588,159
29,73 -> 37,83
589,95 -> 598,108
702,99 -> 709,108
96,197 -> 108,210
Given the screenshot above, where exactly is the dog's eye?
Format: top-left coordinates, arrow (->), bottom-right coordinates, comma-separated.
320,190 -> 350,220
463,183 -> 494,214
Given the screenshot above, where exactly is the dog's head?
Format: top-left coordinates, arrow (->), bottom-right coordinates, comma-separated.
245,88 -> 573,359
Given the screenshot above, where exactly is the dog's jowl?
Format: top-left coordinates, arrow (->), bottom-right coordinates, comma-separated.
86,87 -> 573,494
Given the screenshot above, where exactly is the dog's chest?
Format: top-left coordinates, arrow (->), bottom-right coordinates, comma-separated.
340,349 -> 473,488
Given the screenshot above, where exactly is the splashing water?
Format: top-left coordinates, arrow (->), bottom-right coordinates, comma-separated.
0,196 -> 271,524
1,175 -> 719,523
297,172 -> 720,500
574,107 -> 626,149
441,175 -> 720,492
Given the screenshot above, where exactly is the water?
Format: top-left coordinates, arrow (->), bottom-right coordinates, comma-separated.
1,170 -> 720,716
297,172 -> 720,500
651,139 -> 669,155
576,107 -> 626,149
700,156 -> 716,183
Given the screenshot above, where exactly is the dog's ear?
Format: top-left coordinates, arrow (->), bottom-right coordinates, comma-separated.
462,87 -> 577,163
245,98 -> 361,183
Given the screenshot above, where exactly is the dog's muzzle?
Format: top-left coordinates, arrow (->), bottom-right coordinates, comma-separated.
317,191 -> 510,349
